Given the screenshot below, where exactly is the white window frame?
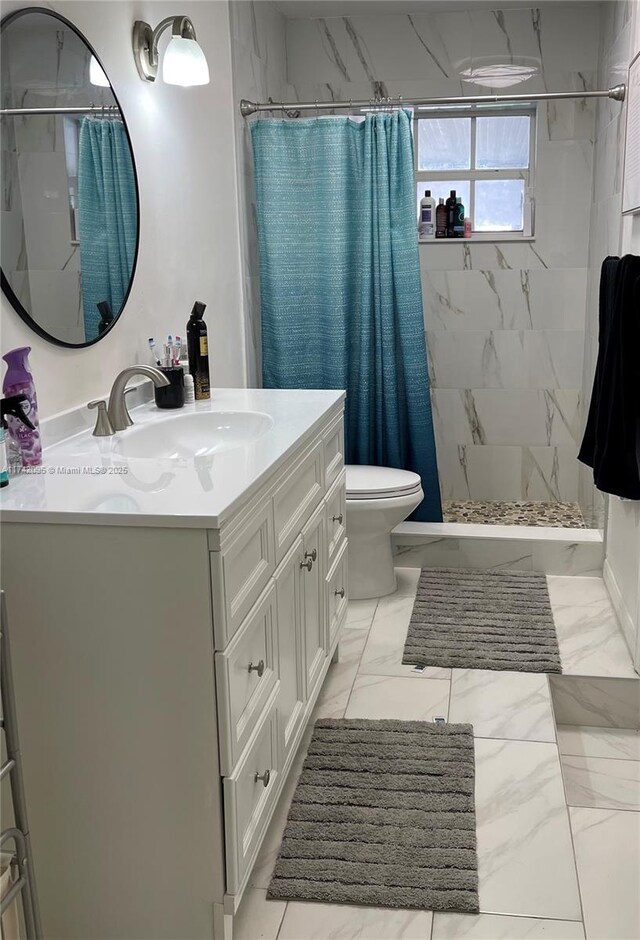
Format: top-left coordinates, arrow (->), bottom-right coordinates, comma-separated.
414,105 -> 537,239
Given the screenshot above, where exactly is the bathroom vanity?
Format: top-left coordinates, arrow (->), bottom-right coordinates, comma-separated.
0,387 -> 347,939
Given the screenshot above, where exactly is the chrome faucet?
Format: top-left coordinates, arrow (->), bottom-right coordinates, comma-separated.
88,365 -> 170,436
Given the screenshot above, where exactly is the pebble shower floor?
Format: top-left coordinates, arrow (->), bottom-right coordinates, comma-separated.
443,501 -> 586,528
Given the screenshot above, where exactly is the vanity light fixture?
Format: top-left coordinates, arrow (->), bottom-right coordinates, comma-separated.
89,55 -> 110,88
132,16 -> 209,86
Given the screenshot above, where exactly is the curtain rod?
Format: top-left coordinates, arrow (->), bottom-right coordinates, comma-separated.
0,105 -> 120,116
240,83 -> 626,117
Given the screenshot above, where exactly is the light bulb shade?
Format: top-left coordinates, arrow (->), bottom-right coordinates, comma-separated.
89,54 -> 110,88
162,36 -> 209,86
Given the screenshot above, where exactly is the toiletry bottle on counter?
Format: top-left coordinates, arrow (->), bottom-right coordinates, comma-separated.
183,373 -> 195,403
436,198 -> 447,238
0,395 -> 36,486
418,190 -> 436,241
445,190 -> 457,237
2,346 -> 41,466
464,217 -> 472,238
454,197 -> 465,238
187,301 -> 210,401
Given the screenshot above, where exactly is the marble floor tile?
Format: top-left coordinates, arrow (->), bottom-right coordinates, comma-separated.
474,738 -> 582,920
345,597 -> 379,630
432,912 -> 584,938
548,576 -> 637,678
562,755 -> 640,810
557,725 -> 640,760
449,670 -> 556,742
312,628 -> 369,719
570,807 -> 640,940
233,888 -> 286,940
345,674 -> 451,721
278,901 -> 433,939
549,676 -> 640,729
359,593 -> 451,681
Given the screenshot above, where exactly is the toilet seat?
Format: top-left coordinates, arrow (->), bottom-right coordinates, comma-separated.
346,465 -> 423,500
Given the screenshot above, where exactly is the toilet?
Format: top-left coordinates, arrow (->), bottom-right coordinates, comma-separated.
345,465 -> 424,600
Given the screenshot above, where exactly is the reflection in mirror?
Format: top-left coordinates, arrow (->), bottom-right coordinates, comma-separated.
1,9 -> 139,347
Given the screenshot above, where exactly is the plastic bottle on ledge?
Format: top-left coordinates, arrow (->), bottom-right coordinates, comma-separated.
454,197 -> 465,238
436,198 -> 447,238
418,190 -> 436,241
445,190 -> 457,237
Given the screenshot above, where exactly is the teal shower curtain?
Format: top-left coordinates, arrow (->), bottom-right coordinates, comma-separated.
251,110 -> 442,521
78,118 -> 136,341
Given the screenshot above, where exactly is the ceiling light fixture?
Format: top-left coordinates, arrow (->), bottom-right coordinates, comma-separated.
132,16 -> 209,86
460,62 -> 538,89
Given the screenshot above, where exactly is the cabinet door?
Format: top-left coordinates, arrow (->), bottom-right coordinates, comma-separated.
301,503 -> 326,698
274,536 -> 307,768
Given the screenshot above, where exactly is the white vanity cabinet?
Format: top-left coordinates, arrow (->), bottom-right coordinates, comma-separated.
0,394 -> 346,939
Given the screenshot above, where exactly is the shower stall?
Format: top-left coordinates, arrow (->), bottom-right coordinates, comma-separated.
231,0 -> 622,534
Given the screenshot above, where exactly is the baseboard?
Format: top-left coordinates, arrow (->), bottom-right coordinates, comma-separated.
603,558 -> 637,667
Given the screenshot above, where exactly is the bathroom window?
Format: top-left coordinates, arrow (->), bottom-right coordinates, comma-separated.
414,108 -> 536,236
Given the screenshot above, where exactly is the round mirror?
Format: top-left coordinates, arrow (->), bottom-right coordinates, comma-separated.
1,9 -> 139,347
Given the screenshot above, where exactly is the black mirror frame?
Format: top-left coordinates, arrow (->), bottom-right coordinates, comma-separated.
0,6 -> 141,349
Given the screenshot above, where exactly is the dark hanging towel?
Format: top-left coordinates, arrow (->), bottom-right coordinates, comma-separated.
578,254 -> 640,499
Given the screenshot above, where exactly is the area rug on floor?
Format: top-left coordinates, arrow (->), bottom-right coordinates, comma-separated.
402,568 -> 562,673
267,718 -> 479,913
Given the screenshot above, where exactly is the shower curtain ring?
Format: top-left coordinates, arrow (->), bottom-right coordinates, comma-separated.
315,99 -> 319,120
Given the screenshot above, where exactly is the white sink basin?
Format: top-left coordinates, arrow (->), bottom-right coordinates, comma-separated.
115,410 -> 274,460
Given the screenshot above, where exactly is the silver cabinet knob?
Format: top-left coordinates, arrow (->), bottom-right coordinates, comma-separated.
255,769 -> 271,787
304,549 -> 317,563
248,660 -> 265,677
300,558 -> 313,571
334,588 -> 345,598
332,514 -> 344,524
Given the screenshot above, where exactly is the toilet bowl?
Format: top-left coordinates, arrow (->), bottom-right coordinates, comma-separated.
346,465 -> 424,600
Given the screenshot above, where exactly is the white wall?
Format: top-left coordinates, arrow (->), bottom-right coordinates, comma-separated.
0,0 -> 248,417
229,1 -> 289,385
285,4 -> 599,508
586,0 -> 640,668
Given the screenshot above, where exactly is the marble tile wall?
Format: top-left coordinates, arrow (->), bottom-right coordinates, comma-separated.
285,4 -> 600,508
578,1 -> 638,528
229,1 -> 290,385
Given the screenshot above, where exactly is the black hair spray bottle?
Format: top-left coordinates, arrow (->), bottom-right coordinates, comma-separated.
187,301 -> 210,401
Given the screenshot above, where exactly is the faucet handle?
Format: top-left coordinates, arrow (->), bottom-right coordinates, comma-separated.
88,399 -> 115,437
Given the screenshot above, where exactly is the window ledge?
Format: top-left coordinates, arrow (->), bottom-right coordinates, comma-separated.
418,234 -> 535,245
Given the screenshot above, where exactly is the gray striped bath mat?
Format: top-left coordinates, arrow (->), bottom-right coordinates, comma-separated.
268,718 -> 479,912
402,568 -> 561,673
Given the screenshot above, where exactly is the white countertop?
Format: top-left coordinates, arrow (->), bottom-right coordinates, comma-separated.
0,388 -> 345,529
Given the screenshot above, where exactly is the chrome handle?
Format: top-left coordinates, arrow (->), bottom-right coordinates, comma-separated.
248,660 -> 265,677
255,769 -> 271,788
87,399 -> 115,437
305,549 -> 317,563
300,558 -> 313,571
334,588 -> 345,599
332,514 -> 343,524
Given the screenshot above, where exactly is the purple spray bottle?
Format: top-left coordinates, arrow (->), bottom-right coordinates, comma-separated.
2,346 -> 42,466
